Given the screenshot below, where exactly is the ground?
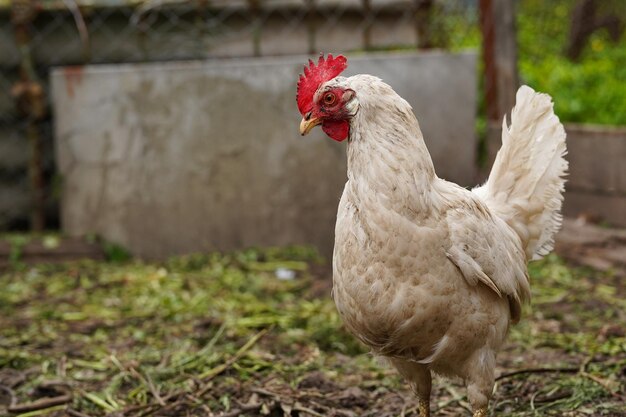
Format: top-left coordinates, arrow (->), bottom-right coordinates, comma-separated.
0,226 -> 625,417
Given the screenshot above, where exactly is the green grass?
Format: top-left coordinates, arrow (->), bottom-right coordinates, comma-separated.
0,248 -> 624,416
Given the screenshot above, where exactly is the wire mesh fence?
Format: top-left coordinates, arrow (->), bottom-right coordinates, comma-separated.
3,1 -> 479,64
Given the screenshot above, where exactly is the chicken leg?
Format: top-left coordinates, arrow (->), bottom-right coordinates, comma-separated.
390,358 -> 432,417
466,348 -> 495,417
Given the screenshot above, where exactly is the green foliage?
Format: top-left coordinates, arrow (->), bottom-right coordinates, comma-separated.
102,241 -> 132,263
5,234 -> 30,267
518,0 -> 626,125
353,1 -> 626,125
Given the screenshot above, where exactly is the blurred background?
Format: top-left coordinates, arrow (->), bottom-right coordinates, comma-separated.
0,0 -> 624,254
1,1 -> 625,416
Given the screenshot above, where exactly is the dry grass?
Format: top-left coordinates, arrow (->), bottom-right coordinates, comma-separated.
0,246 -> 625,417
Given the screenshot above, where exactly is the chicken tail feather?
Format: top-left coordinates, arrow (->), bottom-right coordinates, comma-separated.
473,86 -> 568,260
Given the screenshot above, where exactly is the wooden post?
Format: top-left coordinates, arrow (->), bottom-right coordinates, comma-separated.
306,0 -> 316,55
362,0 -> 373,51
11,0 -> 46,232
479,0 -> 519,171
248,0 -> 261,57
479,0 -> 518,121
414,0 -> 435,49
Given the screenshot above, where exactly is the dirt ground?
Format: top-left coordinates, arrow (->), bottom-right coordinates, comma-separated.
0,220 -> 625,417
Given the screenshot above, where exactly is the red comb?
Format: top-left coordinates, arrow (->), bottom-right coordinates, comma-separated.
297,53 -> 348,115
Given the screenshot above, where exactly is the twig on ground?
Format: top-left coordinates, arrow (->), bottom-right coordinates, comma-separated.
534,390 -> 572,404
129,367 -> 165,406
196,327 -> 272,396
293,404 -> 326,417
218,402 -> 264,417
68,408 -> 94,417
185,393 -> 212,413
580,371 -> 625,400
199,327 -> 271,380
250,387 -> 282,400
241,386 -> 327,416
529,388 -> 540,411
441,384 -> 471,413
401,404 -> 420,416
495,367 -> 579,381
7,392 -> 73,413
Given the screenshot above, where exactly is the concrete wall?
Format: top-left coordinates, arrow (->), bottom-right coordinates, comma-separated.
52,52 -> 477,258
562,124 -> 626,226
0,2 -> 442,229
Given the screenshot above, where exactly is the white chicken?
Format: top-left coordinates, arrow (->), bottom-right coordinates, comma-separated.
297,54 -> 567,417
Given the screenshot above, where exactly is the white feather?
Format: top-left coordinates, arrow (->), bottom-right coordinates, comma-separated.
473,86 -> 568,260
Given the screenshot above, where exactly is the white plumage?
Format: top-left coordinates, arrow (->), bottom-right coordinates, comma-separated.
320,76 -> 567,417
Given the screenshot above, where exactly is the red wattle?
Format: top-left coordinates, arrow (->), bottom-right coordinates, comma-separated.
322,120 -> 349,142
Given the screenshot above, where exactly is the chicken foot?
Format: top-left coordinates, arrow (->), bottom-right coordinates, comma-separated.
417,398 -> 430,417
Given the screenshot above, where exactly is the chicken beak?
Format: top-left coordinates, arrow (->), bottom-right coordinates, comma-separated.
300,116 -> 322,136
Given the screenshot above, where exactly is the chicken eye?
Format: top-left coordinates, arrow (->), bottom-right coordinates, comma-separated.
323,92 -> 336,105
